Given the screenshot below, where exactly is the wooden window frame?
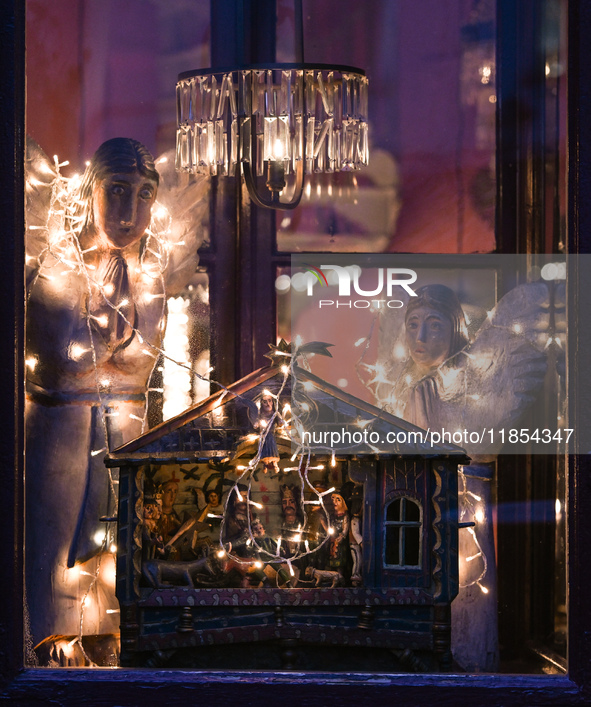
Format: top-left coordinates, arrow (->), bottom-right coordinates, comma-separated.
383,496 -> 423,570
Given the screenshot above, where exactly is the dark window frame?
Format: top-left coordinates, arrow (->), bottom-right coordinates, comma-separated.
2,0 -> 591,703
383,495 -> 423,569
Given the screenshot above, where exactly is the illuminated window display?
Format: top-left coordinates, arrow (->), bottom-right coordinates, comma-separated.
7,0 -> 580,696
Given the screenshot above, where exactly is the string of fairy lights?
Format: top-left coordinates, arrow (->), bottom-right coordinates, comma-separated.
28,158 -> 566,662
26,158 -> 343,661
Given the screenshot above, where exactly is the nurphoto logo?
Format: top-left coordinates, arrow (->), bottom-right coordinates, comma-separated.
303,264 -> 418,309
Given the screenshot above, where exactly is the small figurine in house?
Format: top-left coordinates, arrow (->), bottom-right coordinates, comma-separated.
252,391 -> 286,473
250,516 -> 291,587
141,493 -> 165,562
223,488 -> 250,545
155,472 -> 182,543
197,477 -> 225,523
326,490 -> 351,581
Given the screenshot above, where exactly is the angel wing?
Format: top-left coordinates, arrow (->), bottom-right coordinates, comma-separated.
151,151 -> 209,296
25,137 -> 58,287
409,327 -> 547,455
362,282 -> 556,456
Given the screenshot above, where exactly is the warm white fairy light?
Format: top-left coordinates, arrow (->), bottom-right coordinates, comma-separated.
25,356 -> 37,371
70,344 -> 89,360
93,530 -> 106,546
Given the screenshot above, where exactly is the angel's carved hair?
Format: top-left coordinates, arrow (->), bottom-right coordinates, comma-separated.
405,284 -> 470,358
75,137 -> 159,232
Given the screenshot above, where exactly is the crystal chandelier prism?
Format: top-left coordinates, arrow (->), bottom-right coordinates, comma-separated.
176,63 -> 368,210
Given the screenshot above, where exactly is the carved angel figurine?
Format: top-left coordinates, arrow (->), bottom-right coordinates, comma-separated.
362,281 -> 563,457
25,137 -> 208,649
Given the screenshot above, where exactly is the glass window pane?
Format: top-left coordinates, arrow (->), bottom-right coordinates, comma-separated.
386,498 -> 402,522
405,499 -> 420,523
384,526 -> 400,566
404,527 -> 421,567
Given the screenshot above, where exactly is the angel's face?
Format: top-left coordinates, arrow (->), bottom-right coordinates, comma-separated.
93,170 -> 157,249
405,305 -> 452,371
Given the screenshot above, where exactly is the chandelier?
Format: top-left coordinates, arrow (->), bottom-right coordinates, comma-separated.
175,63 -> 369,210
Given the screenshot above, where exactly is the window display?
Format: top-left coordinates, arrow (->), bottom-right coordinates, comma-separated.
17,0 -> 571,685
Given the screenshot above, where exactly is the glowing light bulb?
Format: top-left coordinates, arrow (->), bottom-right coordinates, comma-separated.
70,344 -> 88,360
478,582 -> 489,594
25,356 -> 38,371
273,138 -> 284,160
217,550 -> 226,559
93,530 -> 105,546
103,283 -> 115,297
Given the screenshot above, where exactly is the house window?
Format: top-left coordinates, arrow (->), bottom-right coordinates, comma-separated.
384,496 -> 422,569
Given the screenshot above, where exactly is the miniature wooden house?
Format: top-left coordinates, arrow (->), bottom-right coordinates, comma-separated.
106,359 -> 468,670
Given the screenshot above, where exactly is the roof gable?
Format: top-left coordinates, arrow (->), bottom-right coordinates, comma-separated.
108,364 -> 465,461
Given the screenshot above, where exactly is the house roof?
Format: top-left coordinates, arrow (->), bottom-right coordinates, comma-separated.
106,362 -> 467,463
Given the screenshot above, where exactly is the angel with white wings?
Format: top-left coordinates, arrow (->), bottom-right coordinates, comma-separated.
25,137 -> 208,652
360,281 -> 564,457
